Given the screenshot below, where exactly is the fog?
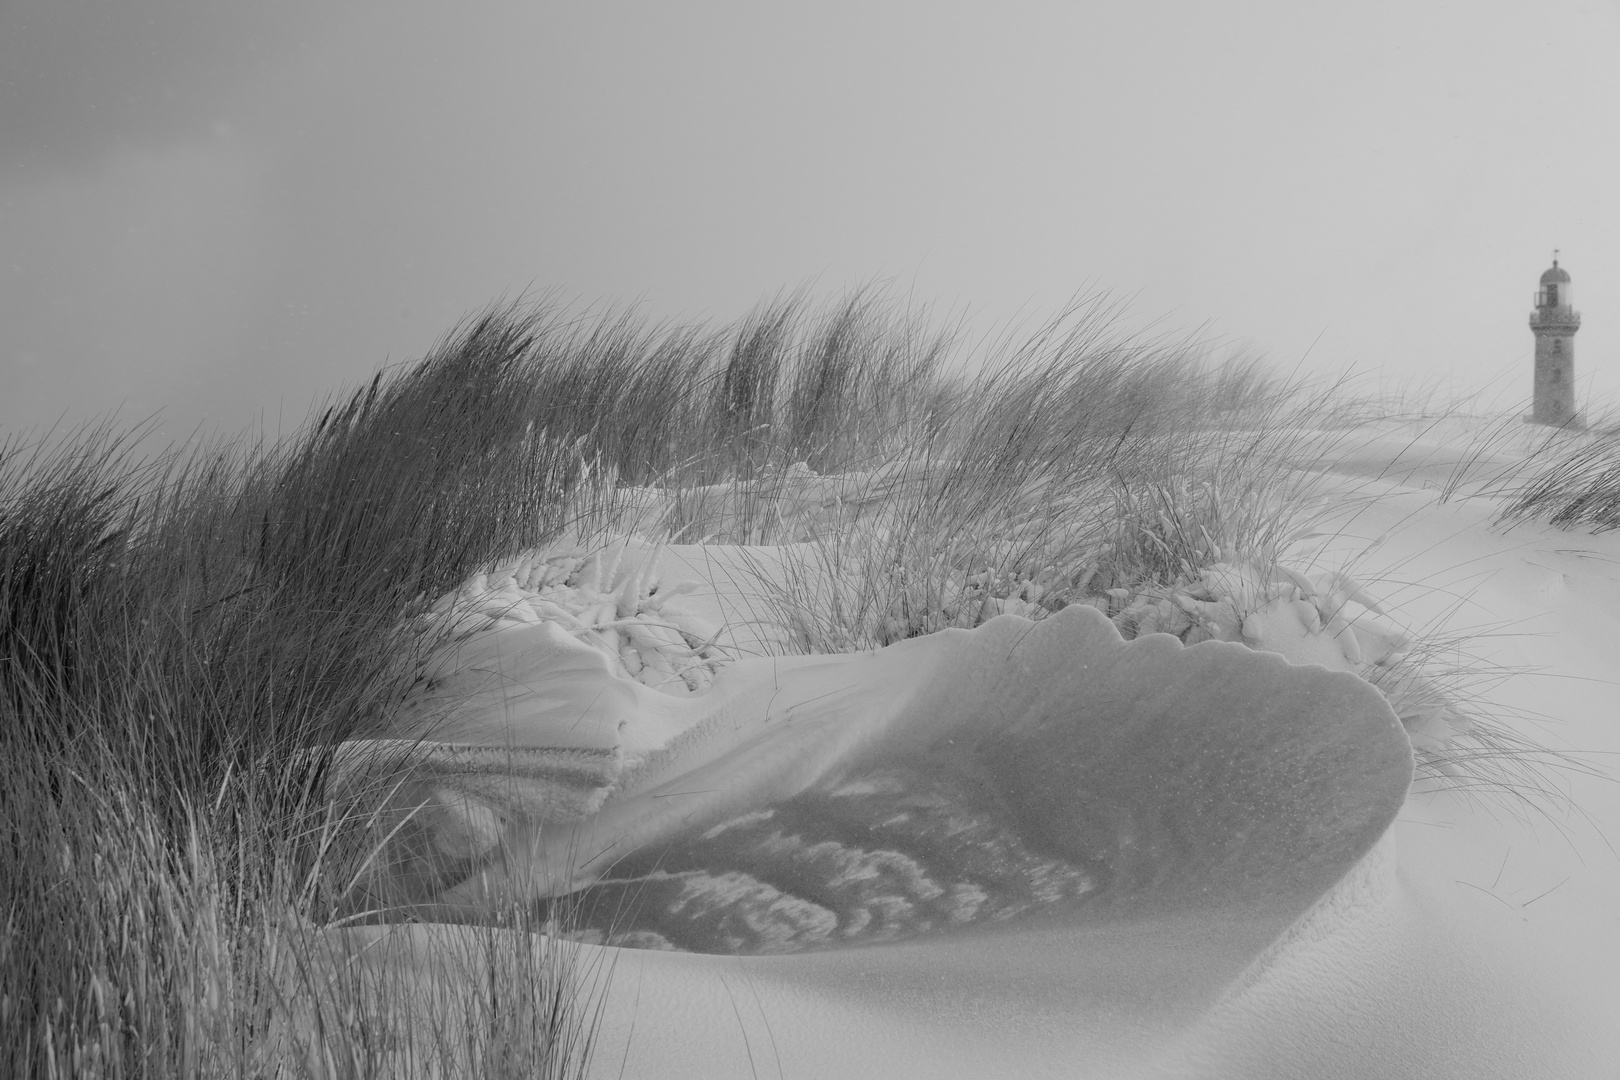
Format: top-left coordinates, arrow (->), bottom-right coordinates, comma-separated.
3,0 -> 1617,442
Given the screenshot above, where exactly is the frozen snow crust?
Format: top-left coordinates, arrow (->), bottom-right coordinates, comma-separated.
347,602 -> 1410,948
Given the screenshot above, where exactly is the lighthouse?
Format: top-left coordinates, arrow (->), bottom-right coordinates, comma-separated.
1529,255 -> 1581,427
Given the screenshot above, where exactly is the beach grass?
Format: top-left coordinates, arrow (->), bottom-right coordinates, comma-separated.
1499,424 -> 1620,533
0,290 -> 1595,1077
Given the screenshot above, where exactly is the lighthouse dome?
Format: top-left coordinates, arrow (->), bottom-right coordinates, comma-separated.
1541,263 -> 1571,284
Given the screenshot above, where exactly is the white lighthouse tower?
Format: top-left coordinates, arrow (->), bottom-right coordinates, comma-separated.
1529,254 -> 1581,428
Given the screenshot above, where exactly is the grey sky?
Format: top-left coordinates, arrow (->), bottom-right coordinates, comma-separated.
3,0 -> 1618,442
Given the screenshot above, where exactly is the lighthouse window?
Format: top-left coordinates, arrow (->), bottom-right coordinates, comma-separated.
1552,368 -> 1563,383
1554,340 -> 1563,353
1547,284 -> 1559,306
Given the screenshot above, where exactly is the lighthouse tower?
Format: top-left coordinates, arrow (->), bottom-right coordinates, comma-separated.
1529,255 -> 1581,427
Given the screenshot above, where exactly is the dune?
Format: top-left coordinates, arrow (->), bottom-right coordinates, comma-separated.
325,417 -> 1620,1079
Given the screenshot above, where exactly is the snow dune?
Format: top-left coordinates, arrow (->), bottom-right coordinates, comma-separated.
329,419 -> 1620,1079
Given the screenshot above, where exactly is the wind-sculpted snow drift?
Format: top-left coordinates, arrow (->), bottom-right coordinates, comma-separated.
327,594 -> 1428,1071
342,602 -> 1411,940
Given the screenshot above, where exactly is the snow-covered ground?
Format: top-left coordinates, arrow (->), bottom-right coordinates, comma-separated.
332,417 -> 1620,1079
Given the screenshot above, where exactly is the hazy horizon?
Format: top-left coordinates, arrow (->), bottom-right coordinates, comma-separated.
3,0 -> 1617,444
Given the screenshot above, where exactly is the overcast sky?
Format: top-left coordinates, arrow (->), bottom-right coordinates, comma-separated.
2,0 -> 1617,443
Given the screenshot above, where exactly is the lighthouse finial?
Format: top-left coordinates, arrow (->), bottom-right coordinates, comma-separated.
1554,248 -> 1560,267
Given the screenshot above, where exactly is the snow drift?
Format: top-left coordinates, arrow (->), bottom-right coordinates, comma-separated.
341,602 -> 1412,943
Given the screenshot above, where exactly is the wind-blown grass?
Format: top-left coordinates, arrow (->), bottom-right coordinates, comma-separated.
1499,425 -> 1620,532
1,289 -> 1580,1076
1,315 -> 623,1077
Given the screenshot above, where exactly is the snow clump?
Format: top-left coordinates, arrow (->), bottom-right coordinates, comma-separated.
421,541 -> 727,695
1093,559 -> 1472,752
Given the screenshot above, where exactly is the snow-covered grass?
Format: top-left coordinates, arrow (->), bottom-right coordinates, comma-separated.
2,291 -> 1600,1077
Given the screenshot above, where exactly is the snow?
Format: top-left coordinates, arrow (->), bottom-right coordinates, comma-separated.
329,417 -> 1620,1078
